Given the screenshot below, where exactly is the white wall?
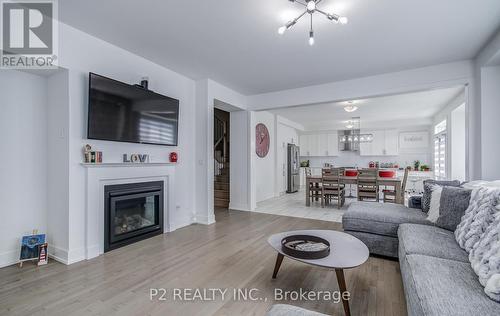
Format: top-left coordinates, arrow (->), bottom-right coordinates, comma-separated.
0,71 -> 48,267
229,110 -> 250,210
252,111 -> 276,202
474,29 -> 500,180
53,23 -> 198,263
47,70 -> 71,261
194,79 -> 249,220
432,89 -> 467,180
480,66 -> 500,180
451,103 -> 466,182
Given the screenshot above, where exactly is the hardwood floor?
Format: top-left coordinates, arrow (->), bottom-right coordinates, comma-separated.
0,210 -> 407,316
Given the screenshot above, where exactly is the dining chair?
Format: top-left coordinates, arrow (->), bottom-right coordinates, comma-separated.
383,168 -> 409,204
306,167 -> 322,205
357,168 -> 379,202
321,168 -> 345,209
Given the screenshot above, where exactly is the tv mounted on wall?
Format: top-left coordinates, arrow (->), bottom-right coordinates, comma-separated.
87,73 -> 179,146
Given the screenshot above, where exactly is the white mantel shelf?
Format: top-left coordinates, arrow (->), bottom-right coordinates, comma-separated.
81,162 -> 176,168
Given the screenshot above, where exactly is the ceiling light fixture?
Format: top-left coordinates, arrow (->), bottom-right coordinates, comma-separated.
340,117 -> 373,143
278,0 -> 348,45
344,101 -> 358,112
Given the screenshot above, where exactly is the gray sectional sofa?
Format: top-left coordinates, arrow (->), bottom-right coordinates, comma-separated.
342,201 -> 500,316
342,202 -> 429,258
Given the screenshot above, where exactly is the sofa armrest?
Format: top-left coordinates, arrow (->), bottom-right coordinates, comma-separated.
408,196 -> 422,209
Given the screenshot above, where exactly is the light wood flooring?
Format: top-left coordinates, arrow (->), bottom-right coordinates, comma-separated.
0,210 -> 406,316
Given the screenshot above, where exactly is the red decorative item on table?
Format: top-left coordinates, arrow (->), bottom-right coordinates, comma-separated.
169,152 -> 178,163
379,170 -> 396,178
345,169 -> 358,177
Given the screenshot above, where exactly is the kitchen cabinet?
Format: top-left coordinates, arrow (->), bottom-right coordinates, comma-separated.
299,135 -> 310,156
299,132 -> 339,157
309,134 -> 320,156
384,129 -> 399,156
360,129 -> 399,156
326,132 -> 339,156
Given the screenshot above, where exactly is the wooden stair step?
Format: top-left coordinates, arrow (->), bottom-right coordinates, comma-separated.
214,183 -> 229,190
215,200 -> 229,208
214,190 -> 229,199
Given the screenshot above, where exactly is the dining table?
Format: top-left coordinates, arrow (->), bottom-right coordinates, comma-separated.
306,175 -> 403,206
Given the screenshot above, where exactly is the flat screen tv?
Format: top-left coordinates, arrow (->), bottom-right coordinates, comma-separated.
87,73 -> 179,146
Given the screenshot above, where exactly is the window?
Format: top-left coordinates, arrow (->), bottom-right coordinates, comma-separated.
434,120 -> 447,180
434,119 -> 447,135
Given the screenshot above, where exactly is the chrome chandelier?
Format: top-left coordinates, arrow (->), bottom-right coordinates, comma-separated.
340,117 -> 374,143
278,0 -> 348,46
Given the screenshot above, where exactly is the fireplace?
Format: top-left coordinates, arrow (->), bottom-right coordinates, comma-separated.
104,181 -> 164,252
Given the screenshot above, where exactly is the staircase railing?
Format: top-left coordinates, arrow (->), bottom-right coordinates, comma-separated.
214,116 -> 225,149
214,116 -> 228,177
214,150 -> 230,177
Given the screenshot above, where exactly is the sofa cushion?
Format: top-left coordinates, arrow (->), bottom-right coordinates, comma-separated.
266,304 -> 328,316
422,179 -> 461,213
398,224 -> 469,262
436,186 -> 471,231
343,202 -> 430,237
402,254 -> 500,316
345,230 -> 399,258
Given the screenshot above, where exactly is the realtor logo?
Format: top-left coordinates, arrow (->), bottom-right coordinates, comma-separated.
1,0 -> 58,68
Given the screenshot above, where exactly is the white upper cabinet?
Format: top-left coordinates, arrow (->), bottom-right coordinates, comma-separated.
326,132 -> 339,156
360,130 -> 384,156
308,134 -> 318,156
384,129 -> 399,156
299,132 -> 339,157
299,134 -> 310,156
360,129 -> 399,156
315,134 -> 328,156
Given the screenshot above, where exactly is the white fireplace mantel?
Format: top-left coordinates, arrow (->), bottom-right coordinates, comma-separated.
83,164 -> 175,260
81,162 -> 175,168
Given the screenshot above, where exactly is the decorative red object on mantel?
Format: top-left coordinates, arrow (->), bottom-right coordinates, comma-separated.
169,152 -> 178,163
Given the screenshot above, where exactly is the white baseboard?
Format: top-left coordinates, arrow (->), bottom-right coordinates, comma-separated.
85,245 -> 100,260
169,218 -> 193,231
48,245 -> 86,265
193,213 -> 216,225
0,249 -> 19,268
48,245 -> 69,265
0,245 -> 86,268
228,203 -> 251,212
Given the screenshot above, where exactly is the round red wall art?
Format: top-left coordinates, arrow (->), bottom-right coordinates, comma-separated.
255,123 -> 270,158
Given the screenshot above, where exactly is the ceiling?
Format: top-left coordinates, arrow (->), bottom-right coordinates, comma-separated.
59,1 -> 500,95
269,86 -> 464,130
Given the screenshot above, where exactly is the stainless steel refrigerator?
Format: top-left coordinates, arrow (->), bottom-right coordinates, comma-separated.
287,144 -> 300,193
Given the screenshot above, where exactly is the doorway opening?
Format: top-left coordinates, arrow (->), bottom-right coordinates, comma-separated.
214,108 -> 230,209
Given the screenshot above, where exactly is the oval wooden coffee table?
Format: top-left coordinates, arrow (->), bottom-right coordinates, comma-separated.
267,230 -> 369,316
